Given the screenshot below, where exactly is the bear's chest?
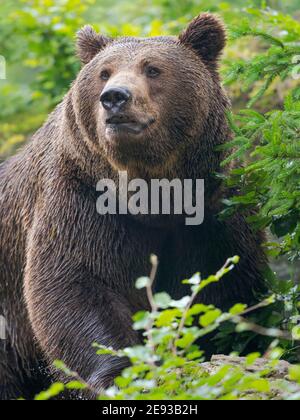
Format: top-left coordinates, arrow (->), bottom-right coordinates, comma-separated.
93,214 -> 223,300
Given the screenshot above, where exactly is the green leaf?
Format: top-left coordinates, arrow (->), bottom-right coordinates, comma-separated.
187,304 -> 210,316
170,296 -> 190,309
289,365 -> 300,382
182,273 -> 201,285
53,360 -> 75,377
292,325 -> 300,340
35,383 -> 65,400
271,210 -> 299,238
229,304 -> 248,315
176,332 -> 197,349
66,381 -> 86,390
154,292 -> 172,308
245,353 -> 261,366
133,311 -> 151,330
248,379 -> 271,393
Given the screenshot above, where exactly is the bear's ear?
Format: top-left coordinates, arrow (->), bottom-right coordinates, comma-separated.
179,13 -> 226,67
76,25 -> 111,65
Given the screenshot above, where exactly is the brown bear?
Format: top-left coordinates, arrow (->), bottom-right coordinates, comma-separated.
0,14 -> 267,399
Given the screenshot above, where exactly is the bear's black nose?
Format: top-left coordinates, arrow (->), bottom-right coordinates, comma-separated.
100,87 -> 132,112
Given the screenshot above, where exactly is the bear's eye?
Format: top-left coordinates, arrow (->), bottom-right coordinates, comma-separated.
145,66 -> 161,79
100,70 -> 111,81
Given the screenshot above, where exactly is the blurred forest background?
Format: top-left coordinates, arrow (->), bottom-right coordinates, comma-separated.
0,0 -> 300,361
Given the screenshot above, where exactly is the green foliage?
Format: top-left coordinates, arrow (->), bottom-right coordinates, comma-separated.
1,1 -> 299,159
1,0 -> 300,400
219,9 -> 300,269
225,8 -> 300,107
214,7 -> 300,362
0,0 -> 95,158
34,257 -> 300,400
2,0 -> 91,103
220,99 -> 300,259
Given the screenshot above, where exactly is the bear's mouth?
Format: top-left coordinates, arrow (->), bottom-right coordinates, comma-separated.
106,115 -> 155,135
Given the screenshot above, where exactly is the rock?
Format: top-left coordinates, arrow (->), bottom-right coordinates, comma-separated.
200,355 -> 300,400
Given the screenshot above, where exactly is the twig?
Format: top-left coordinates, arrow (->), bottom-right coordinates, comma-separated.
145,254 -> 159,365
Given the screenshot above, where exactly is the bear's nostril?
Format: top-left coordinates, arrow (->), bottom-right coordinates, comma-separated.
100,87 -> 132,112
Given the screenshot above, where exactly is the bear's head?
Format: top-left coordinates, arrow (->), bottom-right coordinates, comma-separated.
71,14 -> 229,179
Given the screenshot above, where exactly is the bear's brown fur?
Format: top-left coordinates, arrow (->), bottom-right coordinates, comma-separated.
0,14 -> 267,399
